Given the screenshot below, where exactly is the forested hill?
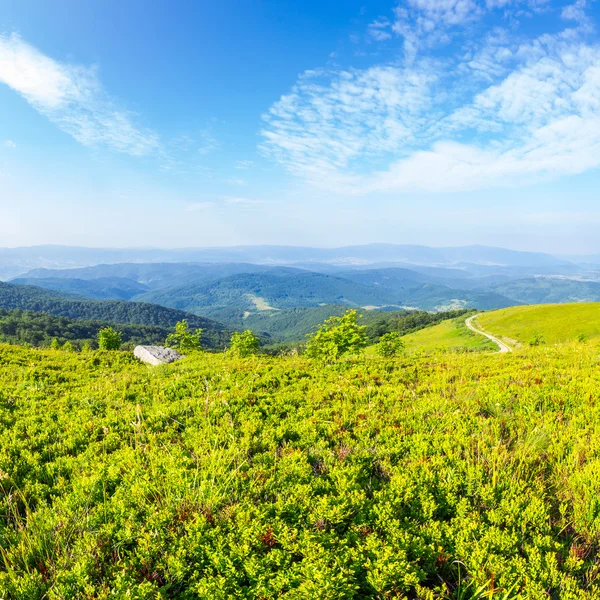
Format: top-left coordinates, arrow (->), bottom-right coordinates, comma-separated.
0,282 -> 229,346
0,308 -> 176,350
12,276 -> 149,301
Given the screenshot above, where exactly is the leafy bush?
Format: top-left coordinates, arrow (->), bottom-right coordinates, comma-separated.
375,331 -> 405,357
228,329 -> 260,357
165,319 -> 203,353
97,326 -> 123,350
529,331 -> 546,346
305,309 -> 366,360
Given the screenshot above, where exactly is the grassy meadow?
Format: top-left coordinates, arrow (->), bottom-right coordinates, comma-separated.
476,303 -> 600,348
400,314 -> 496,353
1,339 -> 600,598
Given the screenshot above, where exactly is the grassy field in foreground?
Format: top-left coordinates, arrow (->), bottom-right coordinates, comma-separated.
476,302 -> 600,348
401,314 -> 496,353
2,343 -> 600,598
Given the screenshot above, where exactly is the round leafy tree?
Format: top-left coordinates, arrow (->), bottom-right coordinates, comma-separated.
97,327 -> 123,351
166,320 -> 203,353
375,331 -> 405,357
305,309 -> 366,361
228,329 -> 260,357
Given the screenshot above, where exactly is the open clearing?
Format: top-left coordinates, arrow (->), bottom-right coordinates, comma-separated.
246,294 -> 279,311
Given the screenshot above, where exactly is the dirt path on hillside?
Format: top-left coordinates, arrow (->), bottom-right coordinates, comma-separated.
465,314 -> 512,354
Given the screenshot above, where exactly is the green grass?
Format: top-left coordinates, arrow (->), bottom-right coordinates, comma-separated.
476,302 -> 600,348
2,342 -> 600,597
401,314 -> 496,353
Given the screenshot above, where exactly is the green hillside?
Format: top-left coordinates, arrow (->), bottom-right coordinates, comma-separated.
490,277 -> 600,305
201,306 -> 473,345
476,302 -> 600,348
1,343 -> 600,597
0,282 -> 229,348
401,313 -> 496,353
0,308 -> 175,350
12,276 -> 149,300
19,262 -> 276,290
137,271 -> 400,312
341,268 -> 520,311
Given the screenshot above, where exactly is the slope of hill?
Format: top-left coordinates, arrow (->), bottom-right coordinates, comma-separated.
207,306 -> 471,344
136,271 -> 400,313
341,268 -> 519,311
1,343 -> 599,596
0,282 -> 229,348
136,271 -> 519,316
475,302 -> 600,348
490,277 -> 600,305
400,314 -> 496,353
18,262 -> 278,290
206,305 -> 350,343
12,276 -> 149,300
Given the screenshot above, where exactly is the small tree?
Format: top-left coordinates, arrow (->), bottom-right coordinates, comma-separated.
229,330 -> 260,357
166,320 -> 202,353
62,340 -> 74,352
97,327 -> 122,350
529,331 -> 546,347
81,341 -> 93,353
50,337 -> 60,350
305,309 -> 367,361
376,331 -> 405,357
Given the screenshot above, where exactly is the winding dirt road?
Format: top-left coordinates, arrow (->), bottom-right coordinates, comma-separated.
465,314 -> 512,354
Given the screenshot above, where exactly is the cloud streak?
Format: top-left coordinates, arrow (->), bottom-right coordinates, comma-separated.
0,33 -> 160,156
261,3 -> 600,194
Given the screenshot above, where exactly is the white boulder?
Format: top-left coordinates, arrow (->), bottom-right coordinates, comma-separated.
134,345 -> 183,366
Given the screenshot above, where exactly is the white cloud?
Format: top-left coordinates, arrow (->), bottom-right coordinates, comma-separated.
561,0 -> 588,23
403,0 -> 481,26
3,140 -> 16,148
368,18 -> 393,41
0,33 -> 159,156
370,0 -> 551,60
261,63 -> 438,184
235,160 -> 254,169
196,128 -> 218,155
226,177 -> 247,185
262,24 -> 600,194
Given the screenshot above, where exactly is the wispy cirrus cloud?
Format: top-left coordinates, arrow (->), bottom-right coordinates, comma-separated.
371,0 -> 550,61
235,160 -> 254,169
262,1 -> 600,194
0,33 -> 160,156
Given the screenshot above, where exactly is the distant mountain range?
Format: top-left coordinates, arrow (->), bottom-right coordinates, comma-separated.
12,263 -> 519,314
0,243 -> 592,280
3,244 -> 600,343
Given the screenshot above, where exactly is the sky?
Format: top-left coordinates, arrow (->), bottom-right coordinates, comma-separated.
1,0 -> 600,253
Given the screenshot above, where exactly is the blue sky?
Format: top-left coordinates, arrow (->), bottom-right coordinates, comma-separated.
1,0 -> 600,253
